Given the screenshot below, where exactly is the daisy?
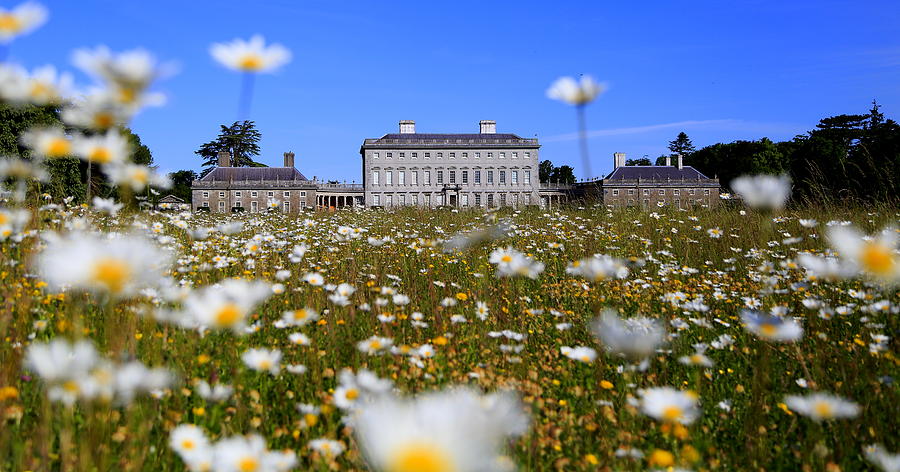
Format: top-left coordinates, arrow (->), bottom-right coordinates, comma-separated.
0,1 -> 47,43
213,434 -> 295,472
72,130 -> 131,165
561,346 -> 597,363
303,272 -> 324,286
546,75 -> 605,106
741,310 -> 803,342
169,425 -> 213,472
731,174 -> 791,210
105,163 -> 171,192
357,336 -> 393,355
288,332 -> 310,346
61,90 -> 134,130
210,35 -> 291,73
828,225 -> 899,283
784,392 -> 860,422
20,127 -> 72,158
590,309 -> 665,359
241,348 -> 282,375
864,444 -> 900,472
281,307 -> 319,326
640,387 -> 700,424
184,279 -> 271,333
0,64 -> 73,105
196,381 -> 233,402
72,46 -> 171,106
475,301 -> 490,320
707,228 -> 723,238
566,255 -> 629,281
308,438 -> 345,459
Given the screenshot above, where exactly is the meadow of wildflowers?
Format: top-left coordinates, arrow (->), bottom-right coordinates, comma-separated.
0,3 -> 899,471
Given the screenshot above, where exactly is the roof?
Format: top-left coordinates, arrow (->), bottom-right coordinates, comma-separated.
158,195 -> 185,203
604,165 -> 714,181
379,133 -> 525,141
361,132 -> 540,149
200,167 -> 308,182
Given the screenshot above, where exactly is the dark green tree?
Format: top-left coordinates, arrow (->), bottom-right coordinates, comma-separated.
549,165 -> 576,184
625,157 -> 651,166
195,121 -> 263,175
668,132 -> 695,157
654,155 -> 668,166
539,159 -> 554,182
168,170 -> 198,202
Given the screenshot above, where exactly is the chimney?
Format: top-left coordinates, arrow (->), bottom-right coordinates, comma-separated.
613,152 -> 626,169
399,120 -> 416,134
284,151 -> 295,168
479,120 -> 496,134
218,151 -> 231,167
665,156 -> 671,166
677,153 -> 683,169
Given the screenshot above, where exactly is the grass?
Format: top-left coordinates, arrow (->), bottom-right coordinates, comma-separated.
0,202 -> 898,471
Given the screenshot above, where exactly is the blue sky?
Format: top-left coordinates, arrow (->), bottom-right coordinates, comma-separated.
12,0 -> 900,180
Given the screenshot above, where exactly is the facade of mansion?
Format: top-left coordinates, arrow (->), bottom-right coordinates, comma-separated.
190,120 -> 720,213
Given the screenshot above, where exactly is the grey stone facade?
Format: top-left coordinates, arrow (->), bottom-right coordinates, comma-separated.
359,120 -> 541,208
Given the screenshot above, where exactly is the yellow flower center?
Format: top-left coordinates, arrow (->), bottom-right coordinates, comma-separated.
181,439 -> 195,450
30,82 -> 55,100
118,87 -> 137,104
759,323 -> 778,337
0,213 -> 8,225
258,360 -> 272,370
94,112 -> 115,129
369,340 -> 382,350
860,242 -> 895,276
62,380 -> 80,393
91,257 -> 131,294
238,457 -> 259,472
345,388 -> 359,401
47,138 -> 71,157
387,443 -> 454,472
662,406 -> 683,421
0,13 -> 22,33
214,303 -> 242,326
89,147 -> 112,164
131,168 -> 149,185
238,54 -> 264,71
814,401 -> 833,418
500,255 -> 512,263
690,354 -> 703,364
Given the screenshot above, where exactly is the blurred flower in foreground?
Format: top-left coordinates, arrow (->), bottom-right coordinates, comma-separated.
73,46 -> 171,107
566,255 -> 629,281
0,64 -> 73,105
590,309 -> 665,359
828,225 -> 899,283
105,162 -> 171,192
546,75 -> 605,106
37,232 -> 171,298
20,127 -> 72,158
353,388 -> 528,472
210,35 -> 291,73
741,310 -> 802,342
489,246 -> 544,279
784,392 -> 859,422
731,174 -> 791,211
561,346 -> 597,363
0,2 -> 47,43
864,444 -> 900,472
183,279 -> 271,333
72,129 -> 130,165
640,387 -> 700,425
242,348 -> 282,375
169,425 -> 296,472
61,91 -> 134,130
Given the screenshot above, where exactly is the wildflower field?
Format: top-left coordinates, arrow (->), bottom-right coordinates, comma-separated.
0,202 -> 898,471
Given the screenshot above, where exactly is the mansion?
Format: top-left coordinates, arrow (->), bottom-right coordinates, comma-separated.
190,120 -> 720,213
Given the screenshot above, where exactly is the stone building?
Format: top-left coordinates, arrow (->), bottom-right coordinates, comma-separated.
593,153 -> 720,209
359,120 -> 541,208
191,151 -> 317,213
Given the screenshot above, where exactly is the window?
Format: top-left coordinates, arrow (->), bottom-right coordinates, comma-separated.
300,191 -> 306,197
643,199 -> 650,207
675,199 -> 680,208
398,171 -> 405,185
475,152 -> 481,158
251,191 -> 258,197
234,200 -> 242,207
300,201 -> 305,209
219,192 -> 225,198
462,171 -> 468,184
499,152 -> 506,159
462,152 -> 468,158
399,152 -> 405,158
386,152 -> 393,158
643,189 -> 650,196
500,194 -> 507,206
283,201 -> 290,212
235,191 -> 242,197
525,194 -> 531,205
437,171 -> 444,184
461,194 -> 469,206
613,189 -> 619,196
524,171 -> 530,184
512,152 -> 518,158
487,152 -> 493,158
202,191 -> 209,198
398,194 -> 405,205
203,201 -> 209,207
218,201 -> 225,211
437,152 -> 443,158
251,201 -> 258,212
411,171 -> 418,185
449,171 -> 456,184
425,171 -> 431,185
475,193 -> 481,206
704,189 -> 710,195
658,190 -> 664,196
373,194 -> 380,206
386,171 -> 393,185
267,191 -> 274,197
673,189 -> 679,196
284,191 -> 290,197
499,171 -> 506,184
449,152 -> 455,158
412,152 -> 417,159
474,170 -> 481,184
424,152 -> 430,158
487,194 -> 494,207
386,195 -> 392,207
524,152 -> 530,159
425,194 -> 431,206
372,171 -> 379,185
689,189 -> 695,195
373,152 -> 379,159
487,170 -> 494,184
412,194 -> 418,205
511,171 -> 518,184
628,189 -> 635,195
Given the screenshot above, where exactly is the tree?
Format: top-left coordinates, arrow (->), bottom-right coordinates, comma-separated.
550,165 -> 576,184
654,155 -> 668,166
625,157 -> 651,166
122,127 -> 152,166
168,170 -> 198,202
195,121 -> 263,174
668,132 -> 695,157
539,160 -> 554,182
